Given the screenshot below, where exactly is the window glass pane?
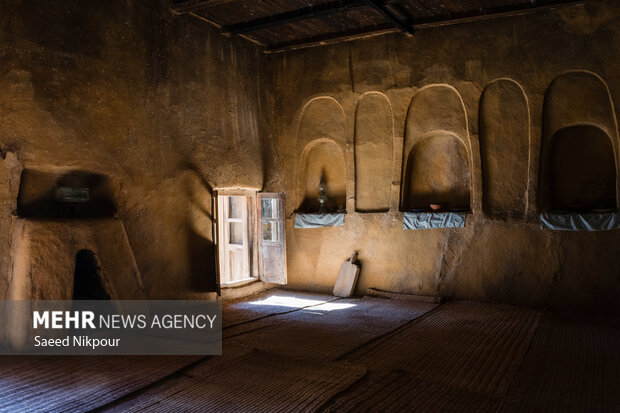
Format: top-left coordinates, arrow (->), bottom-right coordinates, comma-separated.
229,196 -> 244,219
262,221 -> 278,242
261,198 -> 279,219
229,222 -> 244,245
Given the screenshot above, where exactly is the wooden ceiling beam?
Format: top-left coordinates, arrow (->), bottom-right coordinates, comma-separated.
361,0 -> 415,35
266,23 -> 398,52
171,0 -> 238,14
221,0 -> 367,35
404,0 -> 594,27
265,0 -> 598,53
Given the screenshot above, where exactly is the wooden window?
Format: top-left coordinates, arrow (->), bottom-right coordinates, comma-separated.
217,195 -> 251,284
257,193 -> 287,284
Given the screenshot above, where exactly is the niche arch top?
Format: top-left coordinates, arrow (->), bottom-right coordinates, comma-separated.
402,84 -> 473,212
405,84 -> 469,154
543,71 -> 619,141
355,92 -> 393,212
297,96 -> 347,151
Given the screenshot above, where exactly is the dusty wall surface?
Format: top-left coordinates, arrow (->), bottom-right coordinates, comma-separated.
4,218 -> 145,301
268,1 -> 620,314
0,0 -> 269,299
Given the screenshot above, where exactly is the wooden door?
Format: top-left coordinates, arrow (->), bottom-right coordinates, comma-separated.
257,193 -> 287,284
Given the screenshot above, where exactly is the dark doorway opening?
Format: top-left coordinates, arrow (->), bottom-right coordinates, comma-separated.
72,250 -> 110,300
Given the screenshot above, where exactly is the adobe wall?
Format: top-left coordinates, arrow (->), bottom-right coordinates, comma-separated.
0,0 -> 269,299
267,1 -> 620,314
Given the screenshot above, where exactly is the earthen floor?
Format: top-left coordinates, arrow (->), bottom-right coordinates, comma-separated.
0,289 -> 618,412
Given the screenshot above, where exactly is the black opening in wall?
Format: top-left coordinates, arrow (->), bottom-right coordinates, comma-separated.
72,249 -> 110,300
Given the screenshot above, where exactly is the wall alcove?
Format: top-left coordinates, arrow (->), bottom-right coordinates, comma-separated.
295,96 -> 347,228
546,125 -> 616,211
297,139 -> 346,213
540,71 -> 619,213
401,84 -> 473,214
17,169 -> 117,219
402,132 -> 470,211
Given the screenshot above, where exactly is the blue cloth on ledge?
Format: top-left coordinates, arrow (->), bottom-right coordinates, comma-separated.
540,211 -> 620,231
403,211 -> 466,230
294,213 -> 345,228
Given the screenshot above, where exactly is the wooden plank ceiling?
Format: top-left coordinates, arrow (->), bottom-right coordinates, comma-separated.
171,0 -> 594,52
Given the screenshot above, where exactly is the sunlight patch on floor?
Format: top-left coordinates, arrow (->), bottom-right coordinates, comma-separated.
248,295 -> 356,311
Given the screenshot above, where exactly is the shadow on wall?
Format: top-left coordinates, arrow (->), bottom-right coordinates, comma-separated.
17,169 -> 117,218
183,165 -> 217,293
186,226 -> 217,292
73,249 -> 110,300
546,125 -> 616,211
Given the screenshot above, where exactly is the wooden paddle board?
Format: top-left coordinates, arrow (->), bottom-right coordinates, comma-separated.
333,253 -> 360,297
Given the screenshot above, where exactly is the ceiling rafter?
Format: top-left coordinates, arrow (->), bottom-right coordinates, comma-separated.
222,0 -> 368,35
171,0 -> 238,14
361,0 -> 415,34
171,0 -> 603,53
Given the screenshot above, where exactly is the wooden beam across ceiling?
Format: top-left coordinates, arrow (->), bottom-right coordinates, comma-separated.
266,23 -> 398,52
222,0 -> 367,35
265,0 -> 598,52
171,0 -> 237,14
171,0 -> 603,53
361,0 -> 415,35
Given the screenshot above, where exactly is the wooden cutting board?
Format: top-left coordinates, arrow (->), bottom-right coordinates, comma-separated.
333,253 -> 360,298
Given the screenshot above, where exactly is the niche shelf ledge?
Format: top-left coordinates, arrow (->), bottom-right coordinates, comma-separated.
403,211 -> 467,230
540,211 -> 620,231
294,212 -> 345,228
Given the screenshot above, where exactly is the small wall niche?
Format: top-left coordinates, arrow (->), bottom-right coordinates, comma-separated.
297,140 -> 346,213
17,169 -> 117,218
546,125 -> 616,211
402,133 -> 470,211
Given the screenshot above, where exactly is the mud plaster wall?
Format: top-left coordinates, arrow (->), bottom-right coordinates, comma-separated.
0,0 -> 269,299
267,1 -> 620,314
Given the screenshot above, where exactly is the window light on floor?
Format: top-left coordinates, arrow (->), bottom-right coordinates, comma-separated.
248,295 -> 356,311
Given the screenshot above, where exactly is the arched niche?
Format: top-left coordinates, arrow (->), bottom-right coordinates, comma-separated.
540,71 -> 619,211
402,132 -> 470,211
405,84 -> 469,146
402,85 -> 472,211
297,97 -> 346,151
480,79 -> 530,217
354,92 -> 393,212
546,125 -> 616,211
544,71 -> 618,141
297,139 -> 346,213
